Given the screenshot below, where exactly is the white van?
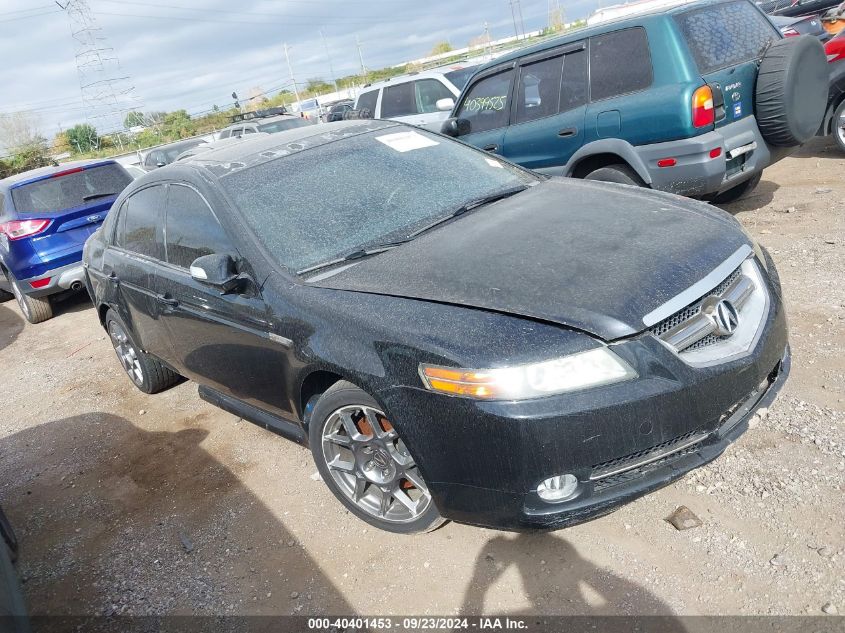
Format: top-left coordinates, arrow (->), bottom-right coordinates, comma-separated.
353,65 -> 478,130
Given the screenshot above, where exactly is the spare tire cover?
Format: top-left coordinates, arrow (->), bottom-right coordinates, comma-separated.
755,35 -> 828,147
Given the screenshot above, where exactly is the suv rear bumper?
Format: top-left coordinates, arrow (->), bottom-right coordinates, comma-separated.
19,262 -> 86,298
636,116 -> 790,197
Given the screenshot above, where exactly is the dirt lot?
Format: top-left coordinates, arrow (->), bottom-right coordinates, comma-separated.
0,137 -> 842,619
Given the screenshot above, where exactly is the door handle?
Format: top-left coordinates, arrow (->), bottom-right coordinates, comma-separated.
108,272 -> 119,285
482,144 -> 499,152
156,294 -> 178,307
558,127 -> 578,138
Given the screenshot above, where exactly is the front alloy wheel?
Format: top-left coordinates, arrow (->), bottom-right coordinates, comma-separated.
309,381 -> 444,533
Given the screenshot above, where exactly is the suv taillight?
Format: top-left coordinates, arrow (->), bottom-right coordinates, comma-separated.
0,219 -> 51,240
692,85 -> 715,128
780,27 -> 800,37
826,37 -> 845,63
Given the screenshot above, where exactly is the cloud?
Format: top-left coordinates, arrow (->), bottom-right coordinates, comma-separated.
0,0 -> 600,138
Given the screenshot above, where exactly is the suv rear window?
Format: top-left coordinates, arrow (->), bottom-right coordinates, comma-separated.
10,163 -> 131,214
589,28 -> 653,101
675,0 -> 779,74
356,90 -> 379,116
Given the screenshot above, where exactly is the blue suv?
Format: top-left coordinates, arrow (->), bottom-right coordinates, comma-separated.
442,0 -> 828,203
0,160 -> 131,323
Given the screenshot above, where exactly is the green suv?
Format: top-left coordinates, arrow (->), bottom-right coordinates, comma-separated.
442,0 -> 828,202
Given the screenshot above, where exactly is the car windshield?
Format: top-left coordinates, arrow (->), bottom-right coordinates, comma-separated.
10,163 -> 131,213
257,118 -> 312,133
221,127 -> 537,273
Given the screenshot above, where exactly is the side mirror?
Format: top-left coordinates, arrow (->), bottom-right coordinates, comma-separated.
190,253 -> 240,293
440,117 -> 471,138
435,97 -> 455,112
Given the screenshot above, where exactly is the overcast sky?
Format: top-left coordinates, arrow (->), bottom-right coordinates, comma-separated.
0,0 -> 599,140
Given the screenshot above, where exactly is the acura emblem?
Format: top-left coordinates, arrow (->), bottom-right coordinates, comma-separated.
712,300 -> 740,336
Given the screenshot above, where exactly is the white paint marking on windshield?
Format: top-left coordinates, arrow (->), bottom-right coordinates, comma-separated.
374,131 -> 439,152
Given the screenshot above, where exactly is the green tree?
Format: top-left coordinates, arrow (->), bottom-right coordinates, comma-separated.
430,41 -> 453,55
66,123 -> 99,153
123,111 -> 146,128
305,78 -> 334,94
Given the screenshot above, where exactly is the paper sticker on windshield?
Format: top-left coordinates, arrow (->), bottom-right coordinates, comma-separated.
485,157 -> 503,168
375,131 -> 439,152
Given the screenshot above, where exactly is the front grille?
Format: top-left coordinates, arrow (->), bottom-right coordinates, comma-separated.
649,266 -> 743,345
590,429 -> 706,481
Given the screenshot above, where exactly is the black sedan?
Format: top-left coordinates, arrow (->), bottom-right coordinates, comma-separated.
82,121 -> 790,533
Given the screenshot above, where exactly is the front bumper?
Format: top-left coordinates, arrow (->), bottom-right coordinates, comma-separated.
378,274 -> 789,531
636,116 -> 792,197
19,262 -> 86,298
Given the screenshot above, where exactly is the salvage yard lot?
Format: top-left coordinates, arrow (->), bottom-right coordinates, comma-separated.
0,138 -> 842,617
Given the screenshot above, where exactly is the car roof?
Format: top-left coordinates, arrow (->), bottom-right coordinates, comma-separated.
0,159 -> 118,189
222,114 -> 301,130
475,0 -> 737,73
358,63 -> 478,93
177,119 -> 398,176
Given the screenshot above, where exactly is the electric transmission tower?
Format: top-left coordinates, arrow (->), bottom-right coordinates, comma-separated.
56,0 -> 144,151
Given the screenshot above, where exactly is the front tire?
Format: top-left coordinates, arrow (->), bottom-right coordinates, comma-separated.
309,381 -> 445,534
9,273 -> 52,324
584,164 -> 645,187
105,309 -> 180,394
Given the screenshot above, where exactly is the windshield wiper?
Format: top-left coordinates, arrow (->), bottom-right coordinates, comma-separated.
296,244 -> 403,275
405,184 -> 528,240
82,192 -> 118,201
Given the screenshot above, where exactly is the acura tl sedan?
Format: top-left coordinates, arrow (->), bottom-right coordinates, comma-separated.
82,120 -> 789,534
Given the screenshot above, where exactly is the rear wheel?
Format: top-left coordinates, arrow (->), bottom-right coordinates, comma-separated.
105,310 -> 179,394
833,99 -> 845,154
9,274 -> 52,324
711,172 -> 763,205
584,164 -> 645,187
309,381 -> 445,534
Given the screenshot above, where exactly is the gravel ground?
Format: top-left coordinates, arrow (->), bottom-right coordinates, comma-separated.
0,137 -> 842,618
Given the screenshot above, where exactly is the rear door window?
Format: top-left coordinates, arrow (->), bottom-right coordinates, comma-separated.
456,68 -> 515,133
675,0 -> 779,74
381,82 -> 418,118
356,90 -> 379,115
589,28 -> 653,101
165,184 -> 235,269
10,163 -> 131,214
516,55 -> 564,123
120,185 -> 165,260
560,49 -> 588,112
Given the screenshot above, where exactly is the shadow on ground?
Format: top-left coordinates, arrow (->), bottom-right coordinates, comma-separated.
717,179 -> 779,215
461,533 -> 682,622
0,303 -> 24,353
0,413 -> 353,618
790,135 -> 842,160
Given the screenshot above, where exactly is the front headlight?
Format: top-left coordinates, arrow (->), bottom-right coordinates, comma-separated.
419,347 -> 637,401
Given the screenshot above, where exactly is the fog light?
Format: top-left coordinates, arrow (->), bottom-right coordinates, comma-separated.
537,474 -> 578,503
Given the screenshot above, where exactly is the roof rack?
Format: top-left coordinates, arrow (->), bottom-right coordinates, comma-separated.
230,106 -> 287,122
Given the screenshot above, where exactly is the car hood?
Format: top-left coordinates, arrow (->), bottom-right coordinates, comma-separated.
309,179 -> 750,341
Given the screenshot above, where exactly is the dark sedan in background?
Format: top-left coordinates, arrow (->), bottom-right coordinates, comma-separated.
83,121 -> 789,533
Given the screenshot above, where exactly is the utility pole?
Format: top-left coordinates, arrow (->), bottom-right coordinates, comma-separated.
283,42 -> 302,108
320,30 -> 339,92
355,35 -> 367,79
57,0 -> 144,150
508,0 -> 520,39
516,0 -> 526,39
